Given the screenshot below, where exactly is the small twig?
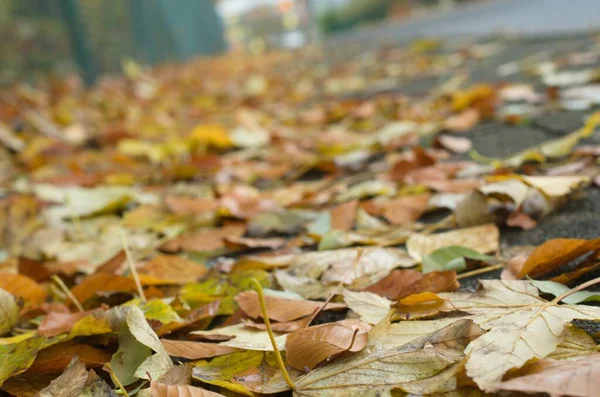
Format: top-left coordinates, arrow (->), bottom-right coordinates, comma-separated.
104,362 -> 130,397
306,248 -> 364,326
346,328 -> 360,351
552,275 -> 600,304
121,233 -> 146,302
51,275 -> 84,312
251,278 -> 296,392
457,263 -> 505,280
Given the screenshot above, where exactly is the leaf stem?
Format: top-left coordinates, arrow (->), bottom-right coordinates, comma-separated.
51,275 -> 84,312
121,233 -> 146,302
552,275 -> 600,304
250,278 -> 296,392
457,263 -> 505,280
104,362 -> 130,397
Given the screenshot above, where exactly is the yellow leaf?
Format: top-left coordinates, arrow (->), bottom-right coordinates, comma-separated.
0,288 -> 19,336
189,125 -> 232,148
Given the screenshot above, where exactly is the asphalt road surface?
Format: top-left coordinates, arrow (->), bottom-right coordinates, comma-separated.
334,0 -> 600,44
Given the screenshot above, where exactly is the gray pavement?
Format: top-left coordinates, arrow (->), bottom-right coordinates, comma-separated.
333,0 -> 600,44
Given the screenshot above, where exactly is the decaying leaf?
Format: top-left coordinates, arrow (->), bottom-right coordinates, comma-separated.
161,340 -> 239,360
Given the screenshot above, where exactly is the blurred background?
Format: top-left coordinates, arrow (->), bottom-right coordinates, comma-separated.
1,0 -> 599,86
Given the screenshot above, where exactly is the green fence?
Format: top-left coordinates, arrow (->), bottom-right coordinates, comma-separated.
0,0 -> 227,86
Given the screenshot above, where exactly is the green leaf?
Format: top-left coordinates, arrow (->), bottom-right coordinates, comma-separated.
0,288 -> 19,336
0,332 -> 44,386
192,351 -> 263,396
422,246 -> 494,273
530,279 -> 600,304
138,299 -> 183,324
107,306 -> 173,386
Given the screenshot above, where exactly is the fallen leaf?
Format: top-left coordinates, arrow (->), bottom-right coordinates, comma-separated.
34,356 -> 88,397
437,280 -> 600,390
343,289 -> 393,325
436,135 -> 473,153
380,194 -> 431,225
161,340 -> 238,360
422,246 -> 494,273
0,333 -> 44,386
285,319 -> 371,370
521,175 -> 590,197
107,305 -> 173,386
191,351 -> 264,396
506,210 -> 537,230
223,236 -> 286,250
164,196 -> 218,216
444,109 -> 480,132
0,273 -> 47,306
530,279 -> 600,304
161,224 -> 246,253
140,255 -> 208,285
0,288 -> 19,336
150,382 -> 225,397
70,273 -> 138,306
330,200 -> 358,231
235,291 -> 345,322
273,247 -> 415,299
26,343 -> 111,374
190,324 -> 286,351
516,238 -> 600,278
406,224 -> 499,262
38,309 -> 104,337
363,269 -> 423,300
495,353 -> 600,397
292,319 -> 484,395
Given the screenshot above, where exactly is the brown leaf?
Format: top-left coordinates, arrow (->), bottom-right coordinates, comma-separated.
161,223 -> 246,253
424,178 -> 481,193
158,364 -> 192,385
32,356 -> 88,397
160,340 -> 238,360
25,343 -> 111,374
234,291 -> 346,322
389,147 -> 436,182
17,257 -> 51,282
140,255 -> 208,284
150,382 -> 226,397
495,353 -> 600,397
381,194 -> 431,225
38,309 -> 104,337
516,238 -> 600,278
164,196 -> 218,216
0,273 -> 47,306
363,269 -> 424,300
159,301 -> 221,336
69,273 -> 137,306
285,319 -> 371,370
330,200 -> 358,231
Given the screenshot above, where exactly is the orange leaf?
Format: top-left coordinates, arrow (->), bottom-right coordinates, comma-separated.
140,255 -> 208,285
330,200 -> 358,231
70,273 -> 137,306
364,269 -> 458,301
235,291 -> 346,322
0,273 -> 47,306
517,238 -> 600,278
161,223 -> 246,253
285,319 -> 371,370
161,339 -> 238,360
25,343 -> 111,374
381,194 -> 430,225
398,292 -> 443,306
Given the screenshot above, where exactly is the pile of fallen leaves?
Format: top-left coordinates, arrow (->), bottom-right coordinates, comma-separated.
3,36 -> 600,396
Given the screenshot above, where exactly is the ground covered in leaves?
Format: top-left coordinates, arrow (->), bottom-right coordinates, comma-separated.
3,33 -> 600,396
